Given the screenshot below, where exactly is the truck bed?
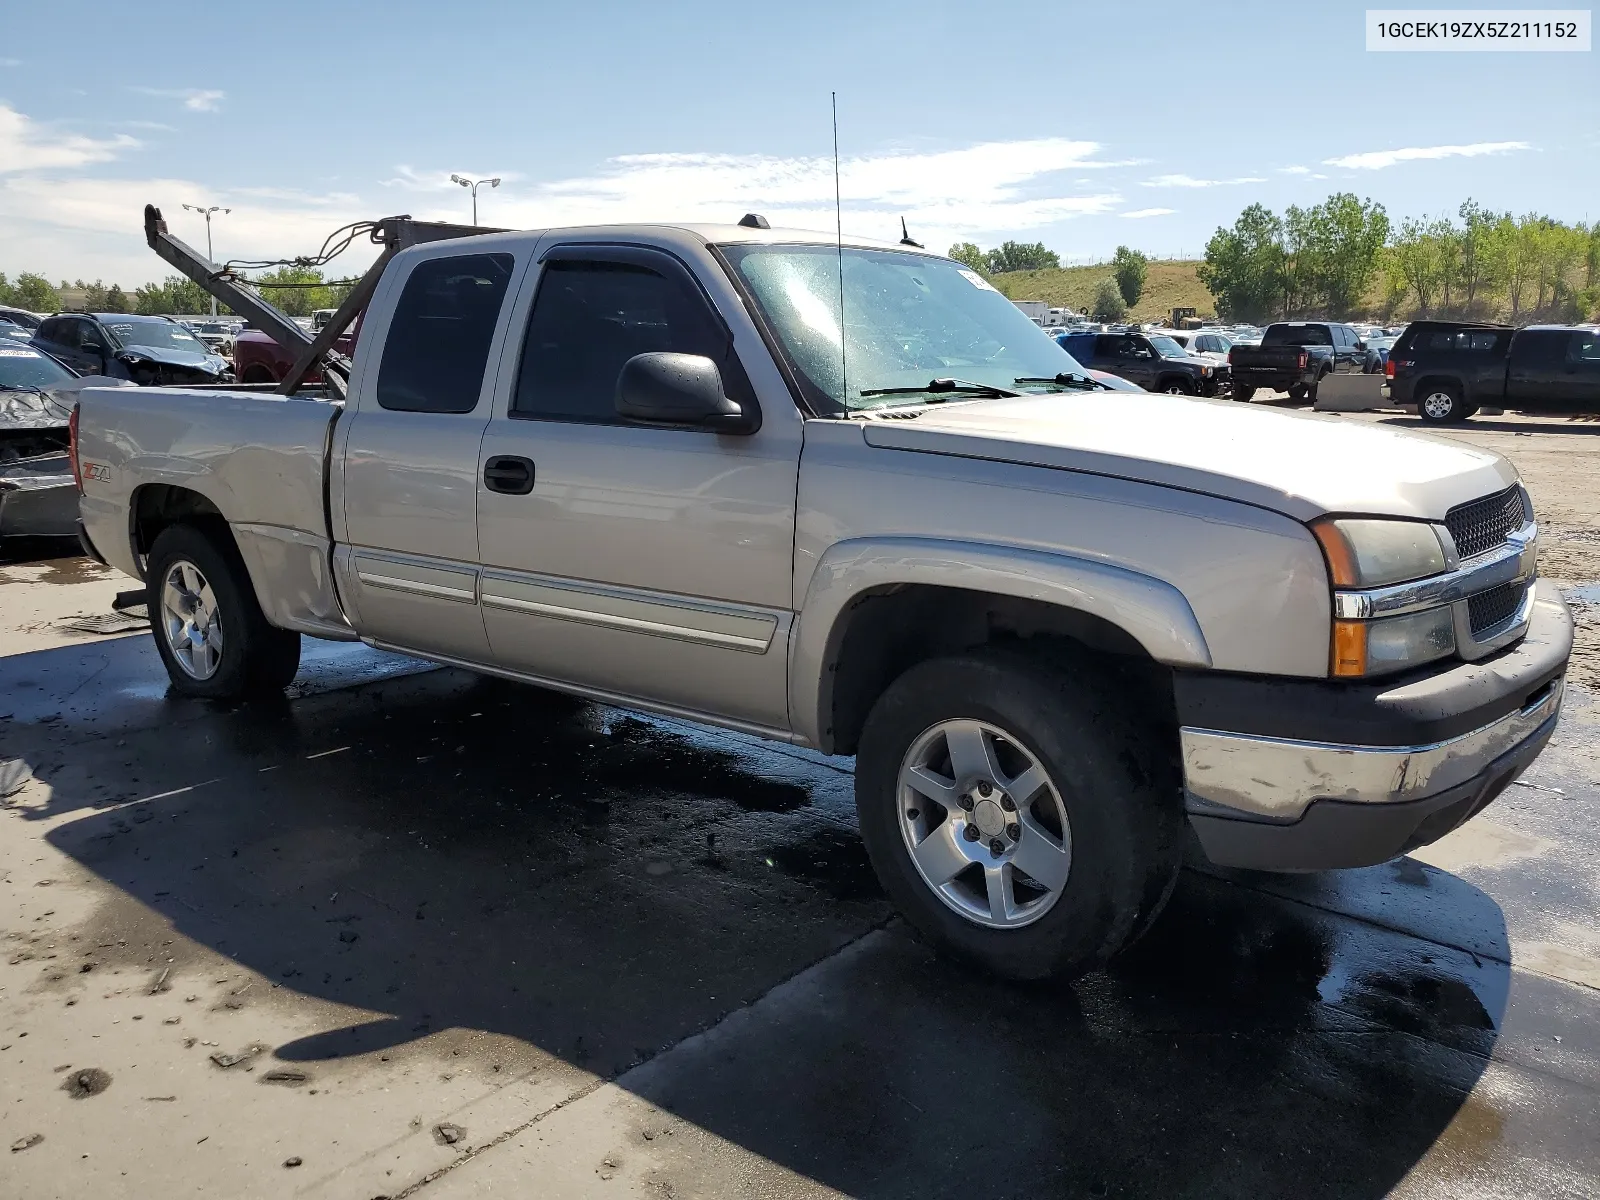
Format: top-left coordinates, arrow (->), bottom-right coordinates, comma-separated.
75,385 -> 349,637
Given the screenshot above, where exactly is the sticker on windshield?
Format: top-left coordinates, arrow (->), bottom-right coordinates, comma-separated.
0,349 -> 41,358
956,269 -> 999,292
109,325 -> 136,334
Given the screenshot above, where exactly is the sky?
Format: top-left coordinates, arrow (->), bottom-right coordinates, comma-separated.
1,0 -> 1596,287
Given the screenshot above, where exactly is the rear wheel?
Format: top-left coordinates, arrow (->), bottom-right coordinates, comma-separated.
1286,383 -> 1309,401
1418,383 -> 1466,424
1232,384 -> 1256,402
240,364 -> 277,384
147,524 -> 301,700
855,650 -> 1183,981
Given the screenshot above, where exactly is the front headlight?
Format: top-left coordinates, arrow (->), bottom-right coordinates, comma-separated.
1311,518 -> 1445,588
1313,517 -> 1454,678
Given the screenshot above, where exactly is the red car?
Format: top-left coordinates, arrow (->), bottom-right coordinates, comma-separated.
232,316 -> 360,384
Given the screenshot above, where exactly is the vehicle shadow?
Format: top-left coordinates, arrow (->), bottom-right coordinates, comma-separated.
34,668 -> 1508,1198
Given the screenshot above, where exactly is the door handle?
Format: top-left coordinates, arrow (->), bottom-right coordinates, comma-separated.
483,455 -> 535,495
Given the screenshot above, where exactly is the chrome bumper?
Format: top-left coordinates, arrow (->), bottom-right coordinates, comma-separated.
1181,674 -> 1564,824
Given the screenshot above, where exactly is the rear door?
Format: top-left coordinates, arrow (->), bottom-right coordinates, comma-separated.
333,246 -> 526,663
1558,329 -> 1600,413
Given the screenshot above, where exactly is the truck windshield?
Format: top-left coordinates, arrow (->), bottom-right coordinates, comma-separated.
719,244 -> 1089,411
103,320 -> 210,353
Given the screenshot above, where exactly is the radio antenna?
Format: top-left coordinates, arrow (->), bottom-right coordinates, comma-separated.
832,91 -> 847,401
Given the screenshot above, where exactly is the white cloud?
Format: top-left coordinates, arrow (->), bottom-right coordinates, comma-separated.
0,128 -> 1126,281
134,88 -> 226,112
411,139 -> 1125,250
1278,165 -> 1312,175
1322,141 -> 1531,171
0,106 -> 138,174
1142,173 -> 1266,188
1121,208 -> 1175,219
0,58 -> 20,67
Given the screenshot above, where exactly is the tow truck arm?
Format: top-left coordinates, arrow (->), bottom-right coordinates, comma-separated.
142,204 -> 498,398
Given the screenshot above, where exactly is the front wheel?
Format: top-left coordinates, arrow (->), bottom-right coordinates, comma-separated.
1159,378 -> 1194,395
147,524 -> 301,700
1418,384 -> 1466,424
855,650 -> 1183,981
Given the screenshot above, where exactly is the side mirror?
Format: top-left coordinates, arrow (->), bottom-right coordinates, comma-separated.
615,352 -> 758,434
1355,340 -> 1367,352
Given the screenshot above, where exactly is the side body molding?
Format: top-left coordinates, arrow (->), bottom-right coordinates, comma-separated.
788,536 -> 1212,751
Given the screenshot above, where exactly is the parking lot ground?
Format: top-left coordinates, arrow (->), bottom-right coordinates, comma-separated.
2,406 -> 1598,1200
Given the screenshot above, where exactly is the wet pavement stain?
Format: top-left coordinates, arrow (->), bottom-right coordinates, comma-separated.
763,826 -> 883,902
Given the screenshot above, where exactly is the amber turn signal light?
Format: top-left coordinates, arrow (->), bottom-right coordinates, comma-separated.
1331,620 -> 1368,677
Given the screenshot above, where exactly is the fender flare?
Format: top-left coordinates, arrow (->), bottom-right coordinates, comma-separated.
788,536 -> 1212,751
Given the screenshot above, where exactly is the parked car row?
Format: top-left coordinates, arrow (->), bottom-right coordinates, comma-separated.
30,313 -> 233,386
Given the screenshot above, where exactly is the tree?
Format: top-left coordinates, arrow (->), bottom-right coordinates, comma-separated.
103,284 -> 130,314
1111,246 -> 1147,308
250,266 -> 334,318
1389,216 -> 1448,315
1091,277 -> 1127,323
985,241 -> 1059,274
9,272 -> 59,313
1197,203 -> 1285,322
947,243 -> 987,273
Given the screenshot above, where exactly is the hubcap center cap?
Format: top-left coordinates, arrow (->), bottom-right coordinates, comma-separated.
972,798 -> 1008,838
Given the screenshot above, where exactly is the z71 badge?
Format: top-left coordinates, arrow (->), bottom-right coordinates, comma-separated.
83,462 -> 113,483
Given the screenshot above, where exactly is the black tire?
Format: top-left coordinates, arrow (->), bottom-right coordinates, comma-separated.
1286,382 -> 1309,401
240,365 -> 277,385
1417,382 -> 1466,424
1232,384 -> 1256,402
1158,377 -> 1194,395
855,650 -> 1184,981
146,523 -> 301,700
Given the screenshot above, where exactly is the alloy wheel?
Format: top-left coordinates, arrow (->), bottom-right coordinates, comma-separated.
896,718 -> 1072,928
160,559 -> 224,680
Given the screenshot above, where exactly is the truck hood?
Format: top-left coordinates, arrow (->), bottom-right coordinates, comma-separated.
860,392 -> 1516,522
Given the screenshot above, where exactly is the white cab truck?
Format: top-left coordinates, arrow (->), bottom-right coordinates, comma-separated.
72,224 -> 1572,980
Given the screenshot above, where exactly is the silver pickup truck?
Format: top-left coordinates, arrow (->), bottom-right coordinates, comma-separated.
72,223 -> 1573,981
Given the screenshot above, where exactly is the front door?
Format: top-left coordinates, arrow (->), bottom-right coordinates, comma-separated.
474,243 -> 800,732
335,248 -> 522,663
1559,328 -> 1600,413
1108,335 -> 1157,387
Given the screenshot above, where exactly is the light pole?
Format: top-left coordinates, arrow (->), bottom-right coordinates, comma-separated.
182,203 -> 231,317
450,175 -> 500,226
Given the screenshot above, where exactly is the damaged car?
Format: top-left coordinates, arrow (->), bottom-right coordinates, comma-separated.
0,342 -> 81,538
32,313 -> 232,386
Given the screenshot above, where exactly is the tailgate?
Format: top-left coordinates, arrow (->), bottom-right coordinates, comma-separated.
1230,347 -> 1303,371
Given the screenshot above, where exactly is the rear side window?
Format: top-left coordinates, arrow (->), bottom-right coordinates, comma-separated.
1567,330 -> 1600,363
512,257 -> 743,424
1411,328 -> 1504,354
376,253 -> 514,414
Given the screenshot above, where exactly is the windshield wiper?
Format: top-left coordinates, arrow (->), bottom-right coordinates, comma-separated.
1014,373 -> 1108,391
857,378 -> 1021,401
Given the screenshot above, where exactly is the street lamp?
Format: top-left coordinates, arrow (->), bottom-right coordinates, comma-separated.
450,175 -> 500,226
182,203 -> 231,317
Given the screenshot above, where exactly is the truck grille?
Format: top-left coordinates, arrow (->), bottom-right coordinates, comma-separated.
1468,581 -> 1526,635
1445,487 -> 1526,560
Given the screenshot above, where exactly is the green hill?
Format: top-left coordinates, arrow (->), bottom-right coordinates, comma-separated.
989,260 -> 1214,323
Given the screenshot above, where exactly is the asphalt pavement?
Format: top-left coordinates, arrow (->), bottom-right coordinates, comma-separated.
1,552 -> 1597,1199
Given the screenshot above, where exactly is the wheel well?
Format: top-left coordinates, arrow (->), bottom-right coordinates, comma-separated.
240,364 -> 278,384
131,484 -> 232,564
823,585 -> 1175,756
1414,374 -> 1462,400
1155,373 -> 1191,392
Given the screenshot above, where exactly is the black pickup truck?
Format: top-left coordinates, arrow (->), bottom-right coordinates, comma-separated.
1226,321 -> 1366,402
1383,320 -> 1600,423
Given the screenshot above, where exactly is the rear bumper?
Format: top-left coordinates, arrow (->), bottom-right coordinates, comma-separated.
1178,582 -> 1572,870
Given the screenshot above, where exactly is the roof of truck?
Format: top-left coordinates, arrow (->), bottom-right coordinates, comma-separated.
449,221 -> 939,256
